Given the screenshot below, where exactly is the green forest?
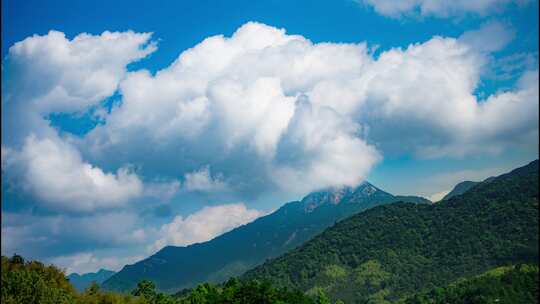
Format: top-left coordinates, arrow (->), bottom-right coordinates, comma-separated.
1,254 -> 323,304
2,254 -> 538,304
401,264 -> 539,304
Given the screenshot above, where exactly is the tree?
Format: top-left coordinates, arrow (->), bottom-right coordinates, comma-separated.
84,281 -> 100,296
132,280 -> 157,300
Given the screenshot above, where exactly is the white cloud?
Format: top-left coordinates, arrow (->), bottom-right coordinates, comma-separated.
82,22 -> 380,194
2,22 -> 537,204
271,99 -> 381,193
1,211 -> 148,259
359,0 -> 529,18
49,252 -> 144,274
151,203 -> 262,252
183,166 -> 228,192
76,22 -> 538,196
5,30 -> 155,114
15,135 -> 143,213
1,29 -> 160,214
458,21 -> 515,53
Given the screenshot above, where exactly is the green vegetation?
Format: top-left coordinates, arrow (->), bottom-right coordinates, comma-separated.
1,255 -> 78,304
1,254 -> 321,304
440,180 -> 480,201
243,160 -> 539,303
2,253 -> 538,304
402,264 -> 539,304
1,255 -> 145,303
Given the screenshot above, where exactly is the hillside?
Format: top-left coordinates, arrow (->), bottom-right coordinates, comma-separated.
401,264 -> 539,303
441,176 -> 496,201
102,182 -> 430,293
441,181 -> 479,200
243,160 -> 539,303
68,269 -> 115,292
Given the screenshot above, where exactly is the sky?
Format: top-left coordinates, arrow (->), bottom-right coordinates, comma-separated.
1,0 -> 538,274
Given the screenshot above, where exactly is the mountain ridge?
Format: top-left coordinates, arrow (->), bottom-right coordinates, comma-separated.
102,181 -> 430,293
68,269 -> 115,292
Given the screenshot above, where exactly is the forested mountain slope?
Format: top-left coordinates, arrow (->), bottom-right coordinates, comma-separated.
103,182 -> 429,293
401,264 -> 538,304
243,160 -> 539,303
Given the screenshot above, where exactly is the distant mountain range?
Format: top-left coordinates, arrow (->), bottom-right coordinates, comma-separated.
68,269 -> 115,292
102,182 -> 430,293
243,160 -> 539,303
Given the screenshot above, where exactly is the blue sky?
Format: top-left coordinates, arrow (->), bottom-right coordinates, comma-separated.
2,0 -> 538,274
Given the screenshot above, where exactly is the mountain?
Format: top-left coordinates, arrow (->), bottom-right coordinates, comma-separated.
442,176 -> 496,201
67,269 -> 115,292
102,182 -> 430,293
441,181 -> 479,200
243,160 -> 539,303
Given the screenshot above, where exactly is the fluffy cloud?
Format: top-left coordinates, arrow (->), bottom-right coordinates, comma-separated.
83,22 -> 380,194
7,135 -> 143,213
183,166 -> 228,192
2,22 -> 537,209
4,30 -> 155,114
1,211 -> 148,259
458,21 -> 515,53
84,22 -> 537,189
151,203 -> 262,252
359,0 -> 529,18
1,30 -> 162,213
9,22 -> 532,200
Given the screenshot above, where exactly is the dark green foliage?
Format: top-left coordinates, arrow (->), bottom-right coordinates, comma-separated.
243,160 -> 539,303
1,254 -> 146,304
1,254 -> 318,304
1,254 -> 78,304
402,264 -> 539,304
132,280 -> 158,300
103,182 -> 428,293
174,278 -> 317,304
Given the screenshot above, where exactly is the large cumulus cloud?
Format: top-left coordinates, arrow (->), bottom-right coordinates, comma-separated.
81,21 -> 537,195
82,22 -> 382,195
6,22 -> 535,203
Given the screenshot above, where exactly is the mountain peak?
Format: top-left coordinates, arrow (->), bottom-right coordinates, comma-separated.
300,181 -> 390,212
